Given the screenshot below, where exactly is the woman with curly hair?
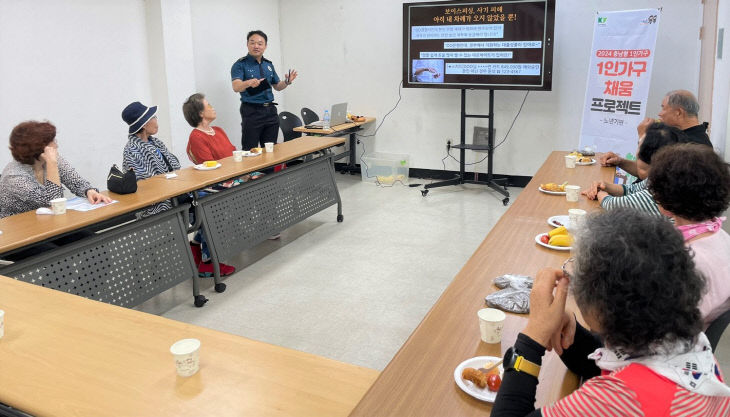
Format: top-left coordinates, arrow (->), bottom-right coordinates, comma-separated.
0,121 -> 111,218
492,209 -> 730,416
649,143 -> 730,328
582,122 -> 689,216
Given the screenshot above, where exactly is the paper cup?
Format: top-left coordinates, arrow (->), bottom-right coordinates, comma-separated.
50,198 -> 67,215
233,150 -> 244,162
477,308 -> 506,343
564,155 -> 577,168
0,309 -> 4,339
565,185 -> 581,202
170,338 -> 201,377
264,142 -> 274,153
568,208 -> 587,231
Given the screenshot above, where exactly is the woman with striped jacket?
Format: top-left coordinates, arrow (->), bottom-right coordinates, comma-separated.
121,101 -> 235,277
582,123 -> 691,216
121,101 -> 180,217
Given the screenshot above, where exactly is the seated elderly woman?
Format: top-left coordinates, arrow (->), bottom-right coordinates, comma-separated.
0,121 -> 110,218
182,93 -> 264,182
122,101 -> 181,217
583,123 -> 689,216
492,209 -> 730,416
182,93 -> 235,164
649,143 -> 730,328
122,101 -> 235,277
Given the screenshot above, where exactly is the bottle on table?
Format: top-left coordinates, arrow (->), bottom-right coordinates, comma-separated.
323,110 -> 331,129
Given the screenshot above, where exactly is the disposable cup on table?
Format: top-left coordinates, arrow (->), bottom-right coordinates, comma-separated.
50,198 -> 67,215
568,208 -> 587,231
564,155 -> 577,168
477,308 -> 505,344
264,142 -> 274,153
565,185 -> 581,202
170,338 -> 201,377
233,150 -> 244,162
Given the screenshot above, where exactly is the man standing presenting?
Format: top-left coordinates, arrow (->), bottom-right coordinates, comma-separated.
231,30 -> 298,150
600,89 -> 711,176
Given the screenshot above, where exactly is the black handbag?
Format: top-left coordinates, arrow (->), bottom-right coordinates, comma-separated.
107,164 -> 137,194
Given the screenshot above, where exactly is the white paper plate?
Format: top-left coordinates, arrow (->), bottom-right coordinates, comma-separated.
576,158 -> 596,166
535,233 -> 572,251
454,356 -> 503,402
538,186 -> 566,196
193,162 -> 222,171
242,151 -> 262,157
547,215 -> 570,228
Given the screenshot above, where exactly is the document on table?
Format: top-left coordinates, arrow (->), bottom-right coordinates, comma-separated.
66,197 -> 119,212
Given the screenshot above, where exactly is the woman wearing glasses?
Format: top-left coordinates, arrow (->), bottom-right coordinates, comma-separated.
492,209 -> 730,416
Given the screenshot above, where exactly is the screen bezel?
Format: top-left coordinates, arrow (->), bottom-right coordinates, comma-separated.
402,0 -> 555,90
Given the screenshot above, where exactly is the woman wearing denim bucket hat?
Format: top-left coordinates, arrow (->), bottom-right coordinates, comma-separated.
121,101 -> 179,217
121,101 -> 235,277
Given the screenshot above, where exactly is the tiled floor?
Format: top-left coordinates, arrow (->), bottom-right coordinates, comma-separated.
136,174 -> 518,370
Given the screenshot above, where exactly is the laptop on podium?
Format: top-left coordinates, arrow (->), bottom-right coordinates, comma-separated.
305,102 -> 348,128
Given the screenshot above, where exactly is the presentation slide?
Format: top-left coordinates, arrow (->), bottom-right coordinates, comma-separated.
403,0 -> 555,90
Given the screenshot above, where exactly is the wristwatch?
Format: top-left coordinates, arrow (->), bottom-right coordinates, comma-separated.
503,346 -> 541,378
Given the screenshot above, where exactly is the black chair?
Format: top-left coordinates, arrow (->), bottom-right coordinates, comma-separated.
278,111 -> 303,142
301,107 -> 319,125
706,309 -> 730,351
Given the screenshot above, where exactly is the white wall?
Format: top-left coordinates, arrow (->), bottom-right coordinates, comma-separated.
190,0 -> 283,151
0,0 -> 707,187
712,0 -> 730,156
279,0 -> 703,176
0,0 -> 153,187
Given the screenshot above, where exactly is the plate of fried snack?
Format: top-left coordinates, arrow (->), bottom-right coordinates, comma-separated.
347,113 -> 367,123
539,181 -> 567,195
193,161 -> 221,170
568,151 -> 596,166
576,157 -> 596,166
454,356 -> 504,402
535,226 -> 572,251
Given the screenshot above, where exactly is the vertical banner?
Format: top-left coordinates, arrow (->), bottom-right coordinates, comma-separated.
579,9 -> 660,167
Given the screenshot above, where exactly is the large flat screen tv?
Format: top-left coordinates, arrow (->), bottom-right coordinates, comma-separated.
403,0 -> 555,90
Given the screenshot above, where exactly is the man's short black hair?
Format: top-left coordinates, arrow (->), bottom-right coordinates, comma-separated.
247,30 -> 267,43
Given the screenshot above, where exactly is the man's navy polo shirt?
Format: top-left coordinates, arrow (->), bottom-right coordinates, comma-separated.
231,54 -> 281,104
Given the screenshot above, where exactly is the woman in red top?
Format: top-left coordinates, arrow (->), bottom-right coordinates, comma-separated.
183,93 -> 236,164
181,93 -> 237,277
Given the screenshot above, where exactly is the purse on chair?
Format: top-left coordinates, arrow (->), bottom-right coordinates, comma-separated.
107,165 -> 137,194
